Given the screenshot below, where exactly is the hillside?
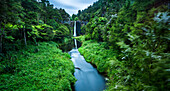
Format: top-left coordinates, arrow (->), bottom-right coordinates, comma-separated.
77,0 -> 170,90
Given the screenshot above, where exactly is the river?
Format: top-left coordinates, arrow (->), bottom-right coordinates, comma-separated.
69,21 -> 105,91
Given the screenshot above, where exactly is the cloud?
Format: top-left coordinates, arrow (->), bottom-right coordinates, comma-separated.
49,0 -> 77,9
48,0 -> 98,15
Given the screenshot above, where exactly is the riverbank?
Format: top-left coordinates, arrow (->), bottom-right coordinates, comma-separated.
0,42 -> 76,90
78,40 -> 169,90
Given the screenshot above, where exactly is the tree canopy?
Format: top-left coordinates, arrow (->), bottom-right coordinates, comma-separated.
0,0 -> 71,53
77,0 -> 170,90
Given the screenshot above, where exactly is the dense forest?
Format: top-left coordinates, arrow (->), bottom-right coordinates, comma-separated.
0,0 -> 75,90
0,0 -> 169,90
76,0 -> 170,90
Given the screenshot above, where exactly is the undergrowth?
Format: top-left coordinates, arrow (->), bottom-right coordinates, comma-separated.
0,42 -> 76,90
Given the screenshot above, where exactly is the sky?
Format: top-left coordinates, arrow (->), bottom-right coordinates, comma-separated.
48,0 -> 98,16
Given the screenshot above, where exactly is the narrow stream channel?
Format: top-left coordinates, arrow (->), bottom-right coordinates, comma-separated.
69,21 -> 105,91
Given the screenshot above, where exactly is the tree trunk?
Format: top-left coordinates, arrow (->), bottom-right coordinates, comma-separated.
37,13 -> 40,25
0,24 -> 5,53
23,25 -> 27,46
0,26 -> 2,53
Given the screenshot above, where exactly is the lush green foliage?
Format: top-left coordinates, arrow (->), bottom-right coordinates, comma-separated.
0,42 -> 76,90
1,0 -> 169,90
83,17 -> 107,41
78,0 -> 169,90
77,0 -> 126,21
0,0 -> 71,53
79,40 -> 169,90
0,1 -> 75,90
74,36 -> 85,43
79,40 -> 116,73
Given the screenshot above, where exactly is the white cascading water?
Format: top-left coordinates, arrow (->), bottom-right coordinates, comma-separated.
74,21 -> 77,49
74,39 -> 77,49
74,21 -> 76,37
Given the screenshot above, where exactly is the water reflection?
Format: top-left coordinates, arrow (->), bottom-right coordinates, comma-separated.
69,49 -> 106,91
59,39 -> 81,52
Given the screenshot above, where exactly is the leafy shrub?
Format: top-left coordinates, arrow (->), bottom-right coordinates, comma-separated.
29,24 -> 55,41
84,17 -> 108,41
55,24 -> 70,39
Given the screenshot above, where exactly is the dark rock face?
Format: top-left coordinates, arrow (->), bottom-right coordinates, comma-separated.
76,21 -> 81,36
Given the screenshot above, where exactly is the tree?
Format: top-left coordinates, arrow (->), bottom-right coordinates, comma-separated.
72,14 -> 77,21
0,0 -> 71,52
74,17 -> 79,21
77,10 -> 81,17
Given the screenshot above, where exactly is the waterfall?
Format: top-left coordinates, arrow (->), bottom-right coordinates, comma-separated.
74,39 -> 77,49
74,21 -> 77,49
74,21 -> 76,37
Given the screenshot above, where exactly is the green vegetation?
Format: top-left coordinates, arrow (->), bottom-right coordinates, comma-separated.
0,0 -> 71,53
79,40 -> 169,90
0,0 -> 75,90
77,0 -> 169,90
73,35 -> 85,42
77,0 -> 126,21
1,0 -> 169,90
79,40 -> 115,73
0,42 -> 76,90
